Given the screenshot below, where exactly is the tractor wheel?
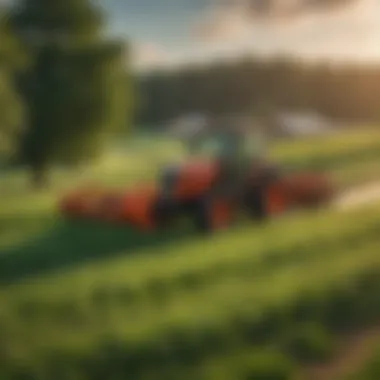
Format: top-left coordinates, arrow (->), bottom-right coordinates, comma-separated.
193,196 -> 234,233
244,182 -> 288,221
244,185 -> 268,221
152,196 -> 178,229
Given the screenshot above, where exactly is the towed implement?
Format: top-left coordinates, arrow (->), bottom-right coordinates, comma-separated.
59,158 -> 335,233
60,119 -> 335,233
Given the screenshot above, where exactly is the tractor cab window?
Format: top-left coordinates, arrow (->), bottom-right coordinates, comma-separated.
188,128 -> 265,162
188,132 -> 239,159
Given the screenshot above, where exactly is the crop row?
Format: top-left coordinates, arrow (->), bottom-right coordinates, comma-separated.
3,248 -> 380,380
5,205 -> 379,316
10,202 -> 378,294
2,209 -> 380,378
11,208 -> 380,327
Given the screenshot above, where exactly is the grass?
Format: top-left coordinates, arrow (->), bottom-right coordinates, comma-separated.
2,204 -> 380,379
1,129 -> 380,379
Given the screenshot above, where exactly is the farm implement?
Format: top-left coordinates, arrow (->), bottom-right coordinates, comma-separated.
59,158 -> 334,233
60,119 -> 335,233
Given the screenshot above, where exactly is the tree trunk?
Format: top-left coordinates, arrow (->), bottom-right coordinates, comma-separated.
31,163 -> 49,190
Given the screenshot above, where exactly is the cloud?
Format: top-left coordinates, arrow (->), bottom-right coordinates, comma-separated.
188,0 -> 380,62
130,0 -> 380,71
195,0 -> 364,42
195,4 -> 253,42
131,42 -> 170,71
249,0 -> 361,19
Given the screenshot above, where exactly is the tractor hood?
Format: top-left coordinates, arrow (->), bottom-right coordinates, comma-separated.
172,159 -> 219,199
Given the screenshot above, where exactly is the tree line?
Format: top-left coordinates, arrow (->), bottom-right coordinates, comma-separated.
0,0 -> 133,187
136,57 -> 380,127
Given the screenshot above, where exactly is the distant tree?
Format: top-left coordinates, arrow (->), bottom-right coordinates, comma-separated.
9,0 -> 132,188
137,57 -> 380,128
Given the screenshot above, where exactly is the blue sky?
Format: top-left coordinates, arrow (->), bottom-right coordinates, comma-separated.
7,0 -> 380,71
102,0 -> 380,71
104,0 -> 207,47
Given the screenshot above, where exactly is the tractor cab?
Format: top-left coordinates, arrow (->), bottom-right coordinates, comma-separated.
159,115 -> 279,202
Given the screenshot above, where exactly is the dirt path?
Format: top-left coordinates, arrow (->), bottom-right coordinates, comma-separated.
300,181 -> 380,379
334,181 -> 380,211
303,327 -> 380,380
301,180 -> 380,379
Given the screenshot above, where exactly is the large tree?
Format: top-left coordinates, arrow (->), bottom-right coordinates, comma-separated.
0,9 -> 25,164
9,0 -> 132,187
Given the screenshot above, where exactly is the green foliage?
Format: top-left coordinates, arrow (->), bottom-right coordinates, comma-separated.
0,69 -> 24,160
0,11 -> 25,162
10,0 -> 105,42
137,57 -> 380,126
279,323 -> 334,364
204,349 -> 296,380
8,0 -> 132,185
240,350 -> 296,380
0,8 -> 29,72
2,205 -> 380,378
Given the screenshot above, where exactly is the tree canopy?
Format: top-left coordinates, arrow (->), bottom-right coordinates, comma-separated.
8,0 -> 132,186
0,10 -> 25,162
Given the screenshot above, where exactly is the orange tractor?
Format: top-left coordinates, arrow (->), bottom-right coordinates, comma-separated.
60,133 -> 335,233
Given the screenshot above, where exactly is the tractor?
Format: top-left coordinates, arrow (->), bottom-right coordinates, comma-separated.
60,119 -> 335,233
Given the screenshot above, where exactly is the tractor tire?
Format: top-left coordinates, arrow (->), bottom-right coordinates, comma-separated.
152,196 -> 178,229
244,185 -> 268,221
193,196 -> 233,234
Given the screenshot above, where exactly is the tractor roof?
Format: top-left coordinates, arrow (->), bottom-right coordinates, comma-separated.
170,114 -> 256,141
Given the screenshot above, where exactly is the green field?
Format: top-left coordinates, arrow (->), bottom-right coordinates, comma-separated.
2,130 -> 380,379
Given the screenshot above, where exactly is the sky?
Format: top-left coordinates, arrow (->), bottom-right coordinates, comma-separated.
4,0 -> 380,71
100,0 -> 380,71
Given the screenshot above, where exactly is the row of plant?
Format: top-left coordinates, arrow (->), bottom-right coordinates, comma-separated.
10,205 -> 380,326
2,250 -> 380,380
2,207 -> 380,378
